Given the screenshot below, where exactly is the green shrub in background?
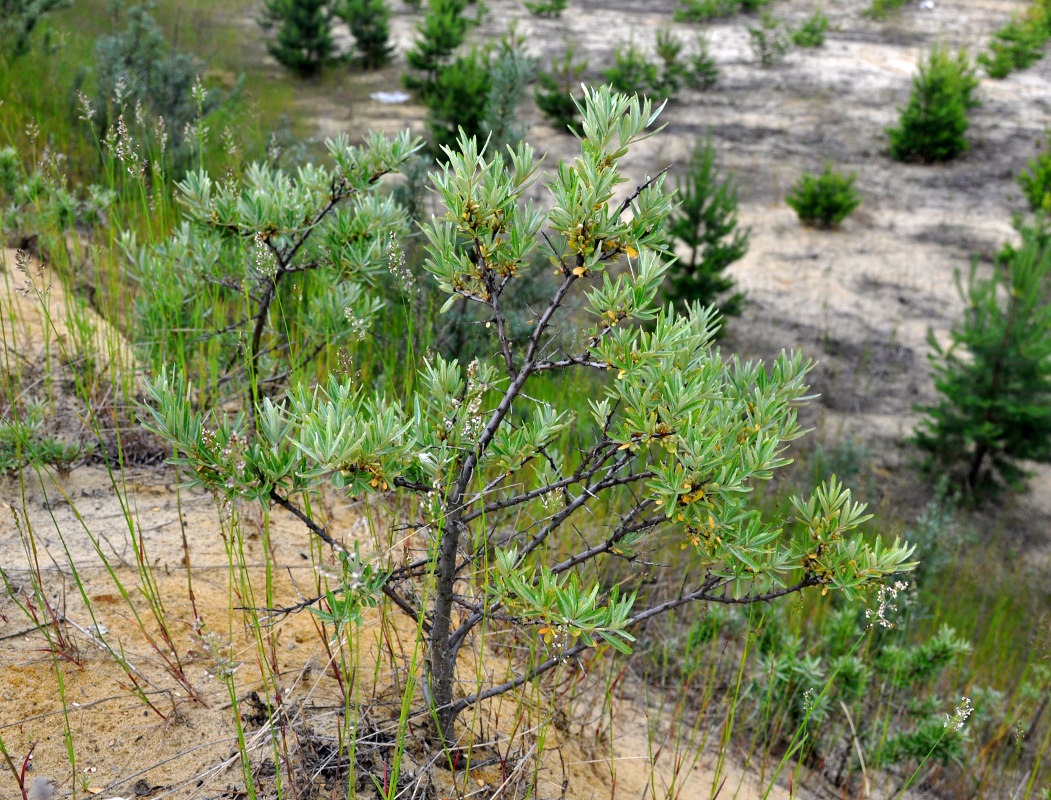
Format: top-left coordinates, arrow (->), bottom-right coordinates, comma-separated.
143,86 -> 915,749
913,239 -> 1051,497
260,0 -> 338,77
673,0 -> 771,22
0,145 -> 23,197
656,27 -> 719,94
643,472 -> 1051,797
535,43 -> 588,136
751,603 -> 973,774
688,33 -> 720,90
865,0 -> 909,18
604,30 -> 718,101
422,32 -> 533,155
425,49 -> 492,153
887,46 -> 980,163
654,27 -> 689,96
0,395 -> 92,474
674,0 -> 739,22
663,133 -> 749,327
404,1 -> 529,155
978,1 -> 1051,79
792,8 -> 829,47
403,0 -> 469,96
338,0 -> 394,69
0,0 -> 70,63
980,19 -> 1046,78
603,41 -> 660,97
1,145 -> 114,245
786,163 -> 861,228
748,12 -> 791,66
1017,131 -> 1051,213
523,0 -> 566,16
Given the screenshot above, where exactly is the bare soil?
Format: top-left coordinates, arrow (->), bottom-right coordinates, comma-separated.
3,0 -> 1051,797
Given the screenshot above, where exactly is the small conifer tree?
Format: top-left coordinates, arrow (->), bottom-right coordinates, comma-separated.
604,31 -> 717,102
1017,130 -> 1051,214
786,163 -> 861,228
481,31 -> 536,152
425,48 -> 491,154
403,0 -> 468,96
791,8 -> 829,48
674,0 -> 740,21
260,0 -> 338,78
419,31 -> 532,156
979,6 -> 1051,79
913,240 -> 1051,496
747,12 -> 791,66
664,133 -> 750,327
339,0 -> 393,69
688,33 -> 720,90
888,46 -> 980,163
603,41 -> 660,98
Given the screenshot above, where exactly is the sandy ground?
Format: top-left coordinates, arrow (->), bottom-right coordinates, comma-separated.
3,0 -> 1051,796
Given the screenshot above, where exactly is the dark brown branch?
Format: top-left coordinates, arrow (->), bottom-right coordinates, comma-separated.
520,273 -> 578,376
480,250 -> 518,381
532,356 -> 609,372
269,489 -> 345,552
256,340 -> 329,389
549,510 -> 662,576
382,585 -> 430,632
616,167 -> 670,217
448,573 -> 821,718
393,477 -> 433,493
268,489 -> 429,631
513,453 -> 645,564
447,456 -> 647,653
459,433 -> 624,524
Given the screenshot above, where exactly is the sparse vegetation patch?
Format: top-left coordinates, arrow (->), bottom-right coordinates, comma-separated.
786,163 -> 862,228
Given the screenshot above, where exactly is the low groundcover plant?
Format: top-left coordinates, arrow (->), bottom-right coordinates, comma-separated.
142,86 -> 915,749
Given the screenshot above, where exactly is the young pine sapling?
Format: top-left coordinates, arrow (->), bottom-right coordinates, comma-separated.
663,133 -> 749,327
913,239 -> 1051,497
